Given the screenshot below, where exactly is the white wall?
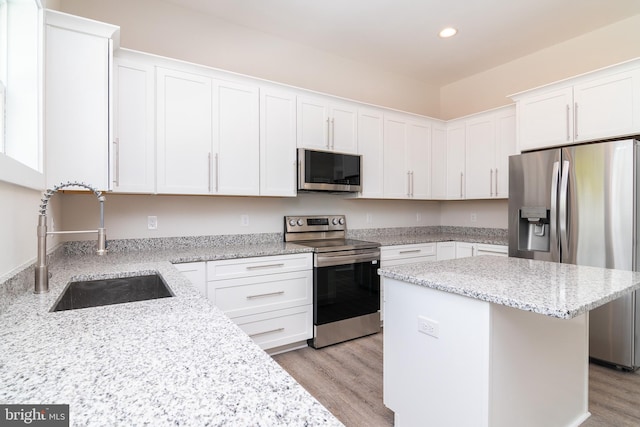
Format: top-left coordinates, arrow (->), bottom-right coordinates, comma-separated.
55,0 -> 441,118
60,193 -> 443,240
0,181 -> 62,278
440,14 -> 640,119
439,200 -> 508,229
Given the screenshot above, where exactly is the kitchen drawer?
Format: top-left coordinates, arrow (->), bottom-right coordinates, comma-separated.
208,270 -> 312,318
234,305 -> 313,350
381,255 -> 436,268
380,243 -> 437,262
476,244 -> 508,257
207,253 -> 312,281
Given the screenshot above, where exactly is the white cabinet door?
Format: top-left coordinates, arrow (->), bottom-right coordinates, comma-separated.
407,119 -> 431,199
518,87 -> 573,152
213,79 -> 260,195
436,242 -> 456,261
330,103 -> 358,153
495,108 -> 516,198
446,121 -> 466,199
112,56 -> 155,193
383,115 -> 409,199
431,123 -> 447,200
259,87 -> 297,197
358,108 -> 384,198
156,67 -> 213,194
45,16 -> 116,190
174,262 -> 207,297
465,114 -> 495,199
297,96 -> 357,153
297,97 -> 329,150
455,242 -> 475,258
573,69 -> 640,143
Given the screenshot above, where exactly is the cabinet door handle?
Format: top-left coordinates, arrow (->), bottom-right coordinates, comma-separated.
326,117 -> 331,149
246,290 -> 285,299
399,249 -> 421,255
460,172 -> 464,198
407,171 -> 411,197
249,327 -> 284,338
489,169 -> 493,197
113,138 -> 120,187
495,168 -> 498,196
246,263 -> 286,270
331,117 -> 335,150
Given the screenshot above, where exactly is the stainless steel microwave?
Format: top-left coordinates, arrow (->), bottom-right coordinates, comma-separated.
297,148 -> 362,192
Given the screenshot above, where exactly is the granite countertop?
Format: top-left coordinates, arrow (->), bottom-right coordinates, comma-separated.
378,256 -> 640,319
0,243 -> 341,426
0,229 -> 508,425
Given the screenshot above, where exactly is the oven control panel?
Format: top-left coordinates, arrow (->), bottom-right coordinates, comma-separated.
284,215 -> 346,233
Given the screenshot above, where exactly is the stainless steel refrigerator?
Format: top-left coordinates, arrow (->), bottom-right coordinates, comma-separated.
509,139 -> 640,370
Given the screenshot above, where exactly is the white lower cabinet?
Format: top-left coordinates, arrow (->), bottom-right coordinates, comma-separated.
436,241 -> 456,261
207,253 -> 313,351
173,262 -> 207,297
380,243 -> 437,322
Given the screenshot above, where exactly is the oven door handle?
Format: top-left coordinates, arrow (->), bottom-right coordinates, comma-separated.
315,251 -> 380,268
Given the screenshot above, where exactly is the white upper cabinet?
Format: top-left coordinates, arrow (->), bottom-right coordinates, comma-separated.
464,113 -> 495,199
464,106 -> 516,199
430,123 -> 447,200
45,11 -> 118,190
297,96 -> 358,153
358,107 -> 385,198
514,60 -> 640,152
446,120 -> 466,199
156,67 -> 213,194
112,54 -> 155,193
383,113 -> 431,199
156,65 -> 260,195
259,86 -> 297,197
213,79 -> 260,196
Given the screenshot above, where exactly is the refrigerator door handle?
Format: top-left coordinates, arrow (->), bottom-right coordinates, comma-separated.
559,160 -> 570,259
550,161 -> 560,253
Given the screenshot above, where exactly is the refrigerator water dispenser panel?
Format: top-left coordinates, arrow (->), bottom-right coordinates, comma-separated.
518,207 -> 550,252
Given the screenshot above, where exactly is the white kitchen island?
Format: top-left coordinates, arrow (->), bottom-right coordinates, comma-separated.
378,256 -> 640,427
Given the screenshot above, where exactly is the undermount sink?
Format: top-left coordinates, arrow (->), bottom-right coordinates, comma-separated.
52,274 -> 174,312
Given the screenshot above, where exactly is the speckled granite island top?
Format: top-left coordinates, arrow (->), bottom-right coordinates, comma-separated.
0,245 -> 341,426
378,256 -> 640,319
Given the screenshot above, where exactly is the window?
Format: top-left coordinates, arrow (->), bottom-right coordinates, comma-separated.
0,0 -> 44,190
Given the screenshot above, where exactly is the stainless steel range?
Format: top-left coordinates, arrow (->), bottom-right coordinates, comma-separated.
284,215 -> 381,348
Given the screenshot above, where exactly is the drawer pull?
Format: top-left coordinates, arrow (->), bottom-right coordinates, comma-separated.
249,327 -> 284,338
246,263 -> 286,270
246,291 -> 285,300
399,249 -> 421,254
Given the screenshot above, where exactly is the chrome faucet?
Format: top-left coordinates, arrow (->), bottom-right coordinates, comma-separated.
35,181 -> 107,294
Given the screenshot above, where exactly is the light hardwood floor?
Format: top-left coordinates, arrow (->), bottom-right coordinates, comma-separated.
272,331 -> 640,427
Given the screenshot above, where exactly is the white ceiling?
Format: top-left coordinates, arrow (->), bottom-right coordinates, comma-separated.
165,0 -> 640,86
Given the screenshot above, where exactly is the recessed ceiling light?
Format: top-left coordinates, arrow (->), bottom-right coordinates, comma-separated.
439,27 -> 458,38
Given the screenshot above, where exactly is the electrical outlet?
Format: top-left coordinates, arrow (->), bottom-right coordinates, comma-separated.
241,214 -> 249,226
147,216 -> 158,230
418,315 -> 439,338
366,213 -> 373,224
416,212 -> 422,223
470,213 -> 477,222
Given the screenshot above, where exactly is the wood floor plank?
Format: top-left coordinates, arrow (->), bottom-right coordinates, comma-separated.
273,332 -> 640,426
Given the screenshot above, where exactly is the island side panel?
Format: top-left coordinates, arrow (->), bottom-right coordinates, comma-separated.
489,304 -> 590,427
383,277 -> 491,427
